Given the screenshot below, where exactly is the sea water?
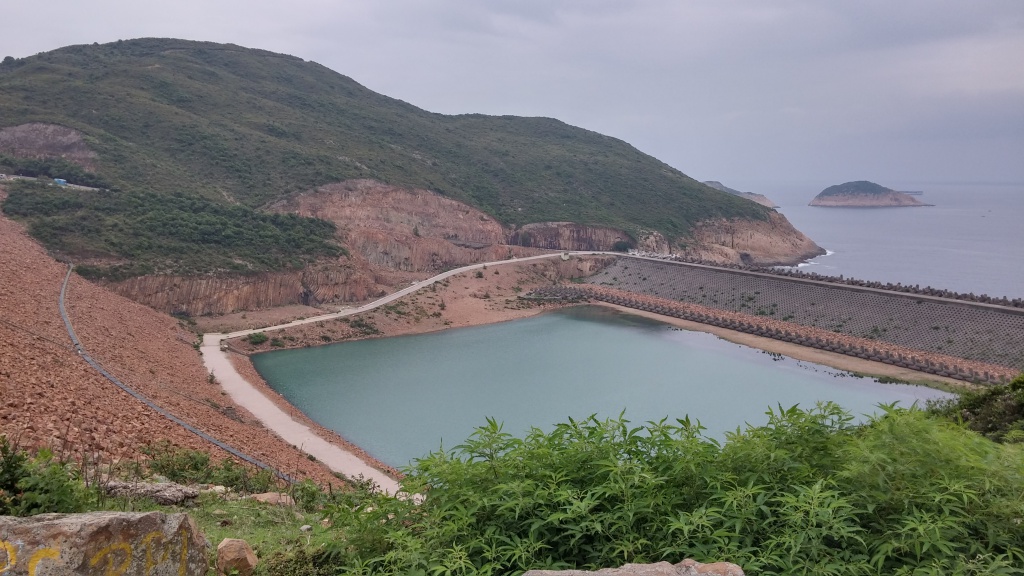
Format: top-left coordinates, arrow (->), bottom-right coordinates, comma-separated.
769,183 -> 1024,298
253,306 -> 950,468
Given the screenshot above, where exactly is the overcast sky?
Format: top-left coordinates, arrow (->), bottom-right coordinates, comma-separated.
5,1 -> 1023,195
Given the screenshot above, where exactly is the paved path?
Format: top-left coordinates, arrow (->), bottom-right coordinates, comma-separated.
201,252 -> 600,494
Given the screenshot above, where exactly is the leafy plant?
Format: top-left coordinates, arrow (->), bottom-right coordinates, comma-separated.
928,373 -> 1024,442
315,405 -> 1024,575
0,436 -> 90,516
246,332 -> 270,345
2,181 -> 343,280
141,441 -> 278,493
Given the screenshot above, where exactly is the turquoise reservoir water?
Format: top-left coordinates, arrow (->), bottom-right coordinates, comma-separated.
252,306 -> 951,468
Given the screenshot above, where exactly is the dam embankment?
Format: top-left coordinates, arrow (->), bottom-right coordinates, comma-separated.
529,257 -> 1023,383
531,283 -> 1017,384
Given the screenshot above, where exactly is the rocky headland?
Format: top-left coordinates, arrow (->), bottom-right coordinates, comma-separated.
703,180 -> 779,208
809,181 -> 930,207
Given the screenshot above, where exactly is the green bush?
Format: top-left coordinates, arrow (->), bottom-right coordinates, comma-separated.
318,405 -> 1024,575
141,441 -> 277,493
246,332 -> 269,345
0,437 -> 90,516
929,373 -> 1024,442
1,181 -> 343,280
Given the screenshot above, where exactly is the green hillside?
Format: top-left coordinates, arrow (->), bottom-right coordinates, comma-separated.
0,39 -> 767,238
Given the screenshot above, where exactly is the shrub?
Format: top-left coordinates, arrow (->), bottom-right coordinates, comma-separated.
929,373 -> 1024,442
141,442 -> 278,493
246,332 -> 269,345
319,405 -> 1024,575
0,437 -> 90,516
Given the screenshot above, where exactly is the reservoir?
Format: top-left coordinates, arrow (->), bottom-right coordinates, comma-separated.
252,306 -> 951,468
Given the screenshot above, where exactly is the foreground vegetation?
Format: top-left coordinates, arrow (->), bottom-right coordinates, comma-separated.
318,404 -> 1024,576
6,383 -> 1024,575
1,180 -> 342,279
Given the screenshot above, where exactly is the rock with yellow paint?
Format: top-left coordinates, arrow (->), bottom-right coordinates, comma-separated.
0,511 -> 207,575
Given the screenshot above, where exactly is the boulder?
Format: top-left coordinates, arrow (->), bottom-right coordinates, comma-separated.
0,511 -> 207,575
104,480 -> 200,505
216,538 -> 258,576
524,558 -> 744,576
247,492 -> 294,506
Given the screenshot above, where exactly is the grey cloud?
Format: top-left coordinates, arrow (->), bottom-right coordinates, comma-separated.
3,0 -> 1022,187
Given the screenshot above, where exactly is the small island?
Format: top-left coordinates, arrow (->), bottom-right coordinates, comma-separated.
809,181 -> 931,207
704,180 -> 779,208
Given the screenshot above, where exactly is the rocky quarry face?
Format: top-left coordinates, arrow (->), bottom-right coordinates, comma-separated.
108,179 -> 820,314
0,123 -> 99,171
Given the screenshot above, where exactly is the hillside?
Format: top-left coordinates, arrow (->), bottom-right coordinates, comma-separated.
0,192 -> 345,484
0,39 -> 769,244
703,180 -> 778,208
810,180 -> 929,207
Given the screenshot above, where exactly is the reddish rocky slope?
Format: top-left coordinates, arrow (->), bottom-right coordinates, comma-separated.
0,194 -> 340,483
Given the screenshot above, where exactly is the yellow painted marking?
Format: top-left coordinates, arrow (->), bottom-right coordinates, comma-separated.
89,542 -> 132,576
0,540 -> 16,574
142,531 -> 170,575
27,548 -> 60,576
178,528 -> 189,576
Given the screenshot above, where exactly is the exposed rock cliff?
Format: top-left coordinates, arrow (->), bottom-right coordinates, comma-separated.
0,198 -> 340,483
273,180 -> 548,272
510,222 -> 637,252
271,180 -> 508,246
106,179 -> 820,313
679,212 -> 825,266
0,123 -> 98,170
105,263 -> 387,316
809,181 -> 929,207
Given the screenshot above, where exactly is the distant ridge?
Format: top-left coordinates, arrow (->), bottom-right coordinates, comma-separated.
703,181 -> 778,208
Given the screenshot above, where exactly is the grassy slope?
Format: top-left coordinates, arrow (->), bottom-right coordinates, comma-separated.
0,38 -> 767,240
